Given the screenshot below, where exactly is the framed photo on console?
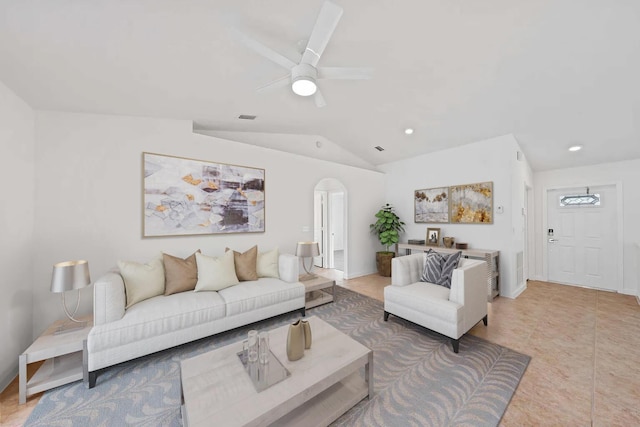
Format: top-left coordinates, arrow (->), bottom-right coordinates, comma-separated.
426,228 -> 440,246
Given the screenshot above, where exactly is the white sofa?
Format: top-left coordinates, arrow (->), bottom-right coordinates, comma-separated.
85,254 -> 305,387
384,253 -> 488,353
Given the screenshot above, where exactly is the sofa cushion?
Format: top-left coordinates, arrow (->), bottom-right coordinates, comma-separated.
218,278 -> 304,316
421,249 -> 441,284
438,251 -> 462,288
90,291 -> 227,352
118,257 -> 165,308
385,282 -> 461,324
420,250 -> 462,289
256,247 -> 279,278
195,251 -> 239,292
163,250 -> 199,295
226,246 -> 258,281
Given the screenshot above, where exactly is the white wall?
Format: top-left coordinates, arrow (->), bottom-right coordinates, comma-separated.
534,159 -> 640,296
0,81 -> 35,390
379,134 -> 533,298
31,111 -> 385,335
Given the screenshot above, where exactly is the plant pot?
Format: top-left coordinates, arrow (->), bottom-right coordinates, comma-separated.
376,251 -> 395,277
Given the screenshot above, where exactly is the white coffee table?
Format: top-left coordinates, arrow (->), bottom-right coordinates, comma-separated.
180,316 -> 373,427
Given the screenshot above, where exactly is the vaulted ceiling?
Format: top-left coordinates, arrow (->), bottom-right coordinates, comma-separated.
1,0 -> 639,171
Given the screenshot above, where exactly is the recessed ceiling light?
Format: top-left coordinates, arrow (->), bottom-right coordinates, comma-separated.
404,128 -> 414,135
568,145 -> 583,152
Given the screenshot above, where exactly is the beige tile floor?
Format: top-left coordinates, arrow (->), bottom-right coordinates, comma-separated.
326,269 -> 640,426
3,271 -> 639,426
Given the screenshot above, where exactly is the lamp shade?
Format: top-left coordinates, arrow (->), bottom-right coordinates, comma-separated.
51,260 -> 91,293
296,242 -> 320,258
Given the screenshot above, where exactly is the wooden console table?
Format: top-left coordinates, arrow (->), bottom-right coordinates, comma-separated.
396,243 -> 499,300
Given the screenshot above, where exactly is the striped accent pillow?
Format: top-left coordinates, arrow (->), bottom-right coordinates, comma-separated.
421,249 -> 442,284
437,251 -> 462,289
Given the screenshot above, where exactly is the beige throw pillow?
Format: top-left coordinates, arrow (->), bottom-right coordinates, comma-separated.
118,257 -> 165,309
256,247 -> 279,278
225,246 -> 258,281
163,250 -> 200,295
194,251 -> 239,292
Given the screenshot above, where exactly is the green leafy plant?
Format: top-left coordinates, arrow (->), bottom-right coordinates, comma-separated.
370,203 -> 405,252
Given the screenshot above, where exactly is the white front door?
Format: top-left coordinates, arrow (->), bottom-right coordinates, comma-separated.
547,185 -> 618,291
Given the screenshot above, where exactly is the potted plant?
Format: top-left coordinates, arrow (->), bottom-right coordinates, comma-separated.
370,203 -> 405,277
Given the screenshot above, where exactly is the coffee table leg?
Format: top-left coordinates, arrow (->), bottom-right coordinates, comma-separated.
365,351 -> 374,399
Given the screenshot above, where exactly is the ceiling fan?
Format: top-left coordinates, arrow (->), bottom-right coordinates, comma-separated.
233,1 -> 373,107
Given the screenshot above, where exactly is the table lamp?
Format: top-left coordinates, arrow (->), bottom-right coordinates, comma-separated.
296,242 -> 320,281
50,260 -> 91,334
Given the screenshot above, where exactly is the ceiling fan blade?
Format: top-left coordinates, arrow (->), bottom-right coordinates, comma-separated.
231,28 -> 297,70
318,67 -> 374,80
257,75 -> 290,93
314,89 -> 327,108
301,1 -> 343,67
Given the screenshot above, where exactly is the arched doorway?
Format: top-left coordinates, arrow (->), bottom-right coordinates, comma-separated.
314,179 -> 348,278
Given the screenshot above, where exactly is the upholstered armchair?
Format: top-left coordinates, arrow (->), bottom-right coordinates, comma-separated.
384,253 -> 488,353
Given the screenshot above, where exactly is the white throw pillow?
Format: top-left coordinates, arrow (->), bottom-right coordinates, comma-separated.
118,257 -> 165,309
256,247 -> 279,278
194,251 -> 239,291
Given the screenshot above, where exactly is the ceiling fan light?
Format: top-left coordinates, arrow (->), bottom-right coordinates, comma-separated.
292,77 -> 317,96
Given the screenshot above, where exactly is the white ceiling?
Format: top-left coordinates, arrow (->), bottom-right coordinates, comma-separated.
1,0 -> 639,172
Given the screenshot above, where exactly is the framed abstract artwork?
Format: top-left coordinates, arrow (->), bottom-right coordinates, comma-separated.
143,152 -> 265,237
414,187 -> 449,223
449,181 -> 493,224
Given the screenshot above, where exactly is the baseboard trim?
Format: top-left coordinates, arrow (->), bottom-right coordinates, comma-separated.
0,362 -> 18,394
502,283 -> 527,299
343,269 -> 378,280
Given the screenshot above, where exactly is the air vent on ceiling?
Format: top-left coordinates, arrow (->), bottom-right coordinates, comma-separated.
374,146 -> 385,151
238,114 -> 257,120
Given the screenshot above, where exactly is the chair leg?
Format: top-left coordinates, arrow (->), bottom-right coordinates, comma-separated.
483,315 -> 488,326
300,307 -> 306,317
451,338 -> 459,353
88,371 -> 97,389
383,311 -> 389,321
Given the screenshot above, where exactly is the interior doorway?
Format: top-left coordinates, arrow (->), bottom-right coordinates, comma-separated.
545,184 -> 620,291
314,179 -> 347,276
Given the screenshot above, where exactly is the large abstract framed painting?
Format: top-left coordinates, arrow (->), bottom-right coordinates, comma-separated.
414,187 -> 449,223
449,181 -> 493,224
143,152 -> 265,237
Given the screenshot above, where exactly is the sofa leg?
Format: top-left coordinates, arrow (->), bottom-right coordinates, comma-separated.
88,371 -> 97,389
483,315 -> 488,326
451,339 -> 459,353
383,311 -> 389,321
300,307 -> 306,317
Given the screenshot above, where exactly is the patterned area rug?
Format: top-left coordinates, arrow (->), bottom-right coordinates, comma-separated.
26,287 -> 530,426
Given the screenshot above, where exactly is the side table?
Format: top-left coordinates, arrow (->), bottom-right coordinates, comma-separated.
302,276 -> 336,309
19,316 -> 92,404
